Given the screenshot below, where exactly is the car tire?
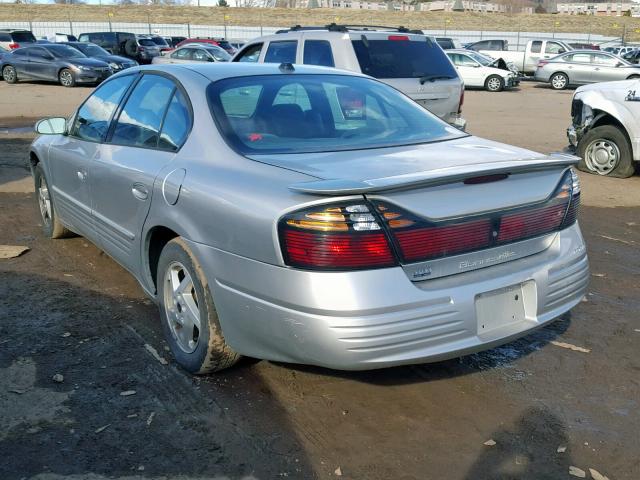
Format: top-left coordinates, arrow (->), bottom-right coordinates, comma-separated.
3,65 -> 17,84
550,72 -> 569,90
58,69 -> 75,88
157,238 -> 240,374
577,125 -> 635,178
33,164 -> 73,239
485,75 -> 504,92
124,39 -> 139,58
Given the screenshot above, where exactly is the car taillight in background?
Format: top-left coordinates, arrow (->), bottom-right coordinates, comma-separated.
279,203 -> 396,270
138,46 -> 146,52
8,42 -> 19,50
537,60 -> 549,68
279,169 -> 580,271
388,35 -> 409,41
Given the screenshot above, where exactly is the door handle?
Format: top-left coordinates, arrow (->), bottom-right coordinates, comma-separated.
131,183 -> 149,201
77,171 -> 86,181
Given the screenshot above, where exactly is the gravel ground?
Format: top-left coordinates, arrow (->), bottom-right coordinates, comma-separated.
0,81 -> 639,480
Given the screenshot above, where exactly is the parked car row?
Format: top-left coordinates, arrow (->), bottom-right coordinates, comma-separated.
0,43 -> 137,87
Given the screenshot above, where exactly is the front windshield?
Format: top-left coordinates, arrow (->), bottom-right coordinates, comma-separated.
467,51 -> 493,66
205,46 -> 231,62
208,74 -> 466,155
48,45 -> 86,59
79,44 -> 110,57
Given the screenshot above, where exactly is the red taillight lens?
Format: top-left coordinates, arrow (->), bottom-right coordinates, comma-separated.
138,46 -> 145,52
375,169 -> 579,264
388,35 -> 409,41
8,42 -> 19,50
395,219 -> 491,262
537,60 -> 549,68
279,203 -> 396,270
284,230 -> 395,269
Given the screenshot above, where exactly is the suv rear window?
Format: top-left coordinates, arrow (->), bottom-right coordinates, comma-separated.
138,39 -> 156,47
208,74 -> 464,155
10,31 -> 36,43
351,38 -> 457,80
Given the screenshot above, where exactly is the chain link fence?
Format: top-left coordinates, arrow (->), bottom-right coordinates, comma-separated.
0,20 -> 622,47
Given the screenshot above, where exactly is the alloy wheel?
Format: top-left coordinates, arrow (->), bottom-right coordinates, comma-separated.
3,67 -> 15,82
584,138 -> 620,175
487,77 -> 501,91
551,74 -> 567,89
59,70 -> 73,87
38,176 -> 52,227
163,261 -> 201,353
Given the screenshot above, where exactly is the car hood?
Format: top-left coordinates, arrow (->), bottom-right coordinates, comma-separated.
95,54 -> 132,64
575,78 -> 638,95
68,57 -> 110,68
248,136 -> 577,195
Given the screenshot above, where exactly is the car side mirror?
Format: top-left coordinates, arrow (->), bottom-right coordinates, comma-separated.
35,117 -> 67,135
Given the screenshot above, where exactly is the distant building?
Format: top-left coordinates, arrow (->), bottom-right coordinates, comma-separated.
556,2 -> 640,16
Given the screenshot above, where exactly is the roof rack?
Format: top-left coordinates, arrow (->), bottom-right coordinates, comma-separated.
275,23 -> 423,35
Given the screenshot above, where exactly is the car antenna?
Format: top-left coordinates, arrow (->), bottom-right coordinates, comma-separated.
279,62 -> 295,73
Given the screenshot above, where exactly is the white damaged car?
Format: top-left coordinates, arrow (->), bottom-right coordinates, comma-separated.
446,49 -> 519,92
568,79 -> 640,177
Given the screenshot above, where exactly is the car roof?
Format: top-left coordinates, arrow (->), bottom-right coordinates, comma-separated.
130,62 -> 365,82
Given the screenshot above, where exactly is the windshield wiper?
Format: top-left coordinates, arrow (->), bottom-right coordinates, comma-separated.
419,75 -> 454,84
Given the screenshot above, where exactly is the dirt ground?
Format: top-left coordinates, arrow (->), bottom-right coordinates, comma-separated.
0,80 -> 639,480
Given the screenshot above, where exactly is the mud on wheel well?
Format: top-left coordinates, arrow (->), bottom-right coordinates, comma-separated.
147,226 -> 179,292
29,152 -> 40,168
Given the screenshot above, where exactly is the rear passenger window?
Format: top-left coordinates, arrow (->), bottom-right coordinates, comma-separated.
158,90 -> 191,151
235,43 -> 262,63
111,75 -> 175,149
73,74 -> 135,143
0,33 -> 11,42
264,41 -> 297,64
531,41 -> 542,54
303,40 -> 334,67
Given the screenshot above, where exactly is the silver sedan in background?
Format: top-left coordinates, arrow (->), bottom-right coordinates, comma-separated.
152,44 -> 230,65
535,50 -> 640,89
30,63 -> 588,373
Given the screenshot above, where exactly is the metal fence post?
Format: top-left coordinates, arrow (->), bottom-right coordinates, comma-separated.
187,23 -> 191,37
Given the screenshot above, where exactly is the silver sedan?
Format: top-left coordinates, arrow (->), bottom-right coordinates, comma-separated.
30,63 -> 588,373
152,44 -> 230,65
535,50 -> 640,89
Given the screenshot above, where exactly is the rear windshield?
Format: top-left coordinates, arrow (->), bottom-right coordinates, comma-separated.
11,31 -> 36,43
138,39 -> 156,47
151,37 -> 169,46
351,37 -> 457,80
208,74 -> 464,155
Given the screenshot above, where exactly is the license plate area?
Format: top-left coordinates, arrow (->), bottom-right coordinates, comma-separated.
476,283 -> 530,335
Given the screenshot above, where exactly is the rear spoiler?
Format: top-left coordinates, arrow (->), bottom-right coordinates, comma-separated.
289,152 -> 579,196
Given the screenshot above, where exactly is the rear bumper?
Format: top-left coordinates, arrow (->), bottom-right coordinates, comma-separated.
186,223 -> 588,370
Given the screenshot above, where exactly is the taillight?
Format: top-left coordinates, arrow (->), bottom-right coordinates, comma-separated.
279,169 -> 580,270
373,169 -> 579,264
388,35 -> 409,41
458,88 -> 464,114
537,60 -> 549,68
8,42 -> 19,50
279,203 -> 396,270
138,46 -> 145,52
